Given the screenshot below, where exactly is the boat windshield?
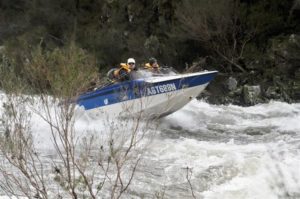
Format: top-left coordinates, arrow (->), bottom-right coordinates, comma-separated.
130,67 -> 178,80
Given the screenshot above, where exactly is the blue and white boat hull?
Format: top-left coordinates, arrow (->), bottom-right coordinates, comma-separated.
77,70 -> 217,118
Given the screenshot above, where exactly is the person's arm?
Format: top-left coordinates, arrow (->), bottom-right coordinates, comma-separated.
118,68 -> 130,81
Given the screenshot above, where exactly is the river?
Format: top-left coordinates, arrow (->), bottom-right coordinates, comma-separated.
135,100 -> 300,198
1,98 -> 300,199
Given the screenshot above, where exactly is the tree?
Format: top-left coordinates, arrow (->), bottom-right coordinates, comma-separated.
175,0 -> 254,72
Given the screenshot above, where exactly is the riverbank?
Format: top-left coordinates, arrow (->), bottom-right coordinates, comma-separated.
197,34 -> 300,106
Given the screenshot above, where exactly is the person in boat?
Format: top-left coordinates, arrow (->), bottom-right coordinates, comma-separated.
144,57 -> 160,73
107,58 -> 137,82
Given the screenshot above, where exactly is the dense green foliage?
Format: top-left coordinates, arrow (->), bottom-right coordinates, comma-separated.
0,0 -> 299,71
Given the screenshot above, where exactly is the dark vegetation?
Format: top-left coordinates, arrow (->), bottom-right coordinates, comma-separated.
0,0 -> 299,105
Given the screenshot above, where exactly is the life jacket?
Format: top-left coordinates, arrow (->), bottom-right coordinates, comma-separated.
144,63 -> 159,69
113,63 -> 131,79
144,63 -> 151,69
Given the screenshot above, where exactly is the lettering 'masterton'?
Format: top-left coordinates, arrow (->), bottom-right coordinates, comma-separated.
146,83 -> 177,96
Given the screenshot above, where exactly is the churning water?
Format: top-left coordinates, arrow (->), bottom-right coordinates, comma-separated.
139,100 -> 300,199
1,96 -> 300,199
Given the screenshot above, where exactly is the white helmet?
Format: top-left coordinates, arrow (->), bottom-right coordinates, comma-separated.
127,58 -> 135,64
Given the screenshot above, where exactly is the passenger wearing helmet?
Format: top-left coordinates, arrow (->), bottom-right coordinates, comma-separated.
144,57 -> 160,73
107,58 -> 136,82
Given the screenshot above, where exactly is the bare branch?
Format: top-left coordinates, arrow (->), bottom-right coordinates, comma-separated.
185,167 -> 196,199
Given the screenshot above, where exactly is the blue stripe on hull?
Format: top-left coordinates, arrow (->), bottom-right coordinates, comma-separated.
77,71 -> 217,110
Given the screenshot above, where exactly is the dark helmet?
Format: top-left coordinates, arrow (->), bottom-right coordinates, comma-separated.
149,57 -> 157,65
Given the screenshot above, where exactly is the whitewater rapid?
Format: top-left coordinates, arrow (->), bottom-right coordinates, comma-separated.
143,100 -> 300,199
1,97 -> 300,199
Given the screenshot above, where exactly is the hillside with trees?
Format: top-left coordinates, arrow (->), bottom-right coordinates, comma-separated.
1,0 -> 300,105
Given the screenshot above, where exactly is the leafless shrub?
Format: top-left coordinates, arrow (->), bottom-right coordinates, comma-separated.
0,92 -> 48,198
176,0 -> 255,72
185,167 -> 196,199
0,44 -> 154,198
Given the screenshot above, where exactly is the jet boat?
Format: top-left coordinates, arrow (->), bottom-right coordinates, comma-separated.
77,69 -> 218,118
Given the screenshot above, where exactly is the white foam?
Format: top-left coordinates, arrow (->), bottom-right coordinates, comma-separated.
1,94 -> 300,198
